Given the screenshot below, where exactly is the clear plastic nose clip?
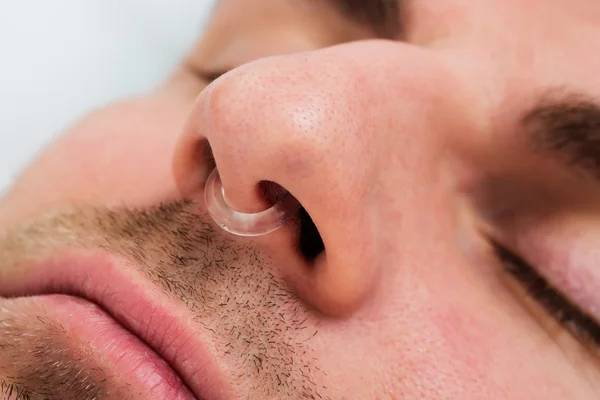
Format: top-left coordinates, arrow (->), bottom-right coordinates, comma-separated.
204,168 -> 300,237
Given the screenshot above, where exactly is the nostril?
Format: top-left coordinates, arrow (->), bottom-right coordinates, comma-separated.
173,136 -> 218,200
297,207 -> 325,261
204,170 -> 301,237
259,181 -> 290,207
202,139 -> 217,174
200,138 -> 324,257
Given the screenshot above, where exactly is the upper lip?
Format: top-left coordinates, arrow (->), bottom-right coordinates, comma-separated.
0,248 -> 231,400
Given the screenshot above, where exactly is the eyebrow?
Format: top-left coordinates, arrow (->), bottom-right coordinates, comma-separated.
523,92 -> 600,181
329,0 -> 402,38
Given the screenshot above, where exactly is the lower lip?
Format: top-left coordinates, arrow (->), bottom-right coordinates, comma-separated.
39,295 -> 196,400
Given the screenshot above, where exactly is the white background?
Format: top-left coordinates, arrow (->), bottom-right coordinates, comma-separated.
0,0 -> 215,194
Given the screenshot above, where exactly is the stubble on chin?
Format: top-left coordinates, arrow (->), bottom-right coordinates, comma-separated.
0,297 -> 133,400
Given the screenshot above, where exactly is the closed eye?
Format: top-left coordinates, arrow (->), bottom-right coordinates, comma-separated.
492,240 -> 600,349
194,68 -> 230,84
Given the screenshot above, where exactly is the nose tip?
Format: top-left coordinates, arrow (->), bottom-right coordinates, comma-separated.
173,52 -> 382,316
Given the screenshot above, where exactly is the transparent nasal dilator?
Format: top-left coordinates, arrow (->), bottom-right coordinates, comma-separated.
204,168 -> 300,237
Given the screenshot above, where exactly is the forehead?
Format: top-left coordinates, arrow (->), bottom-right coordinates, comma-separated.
205,0 -> 600,51
205,1 -> 600,55
210,0 -> 600,24
399,1 -> 600,93
201,0 -> 600,85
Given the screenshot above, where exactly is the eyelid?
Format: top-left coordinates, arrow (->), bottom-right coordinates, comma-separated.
474,181 -> 600,325
491,240 -> 600,349
509,217 -> 600,324
194,67 -> 232,83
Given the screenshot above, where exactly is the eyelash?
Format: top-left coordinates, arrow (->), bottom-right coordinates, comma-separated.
492,242 -> 600,349
196,69 -> 228,84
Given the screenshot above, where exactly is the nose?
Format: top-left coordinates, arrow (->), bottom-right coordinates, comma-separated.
173,41 -> 470,316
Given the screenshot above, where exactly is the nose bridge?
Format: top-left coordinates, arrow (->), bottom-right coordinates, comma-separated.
196,40 -> 465,206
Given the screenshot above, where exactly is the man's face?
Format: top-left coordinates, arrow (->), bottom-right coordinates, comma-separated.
2,0 -> 600,398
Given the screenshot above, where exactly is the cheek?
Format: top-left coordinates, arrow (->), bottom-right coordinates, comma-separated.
426,273 -> 596,399
0,96 -> 192,225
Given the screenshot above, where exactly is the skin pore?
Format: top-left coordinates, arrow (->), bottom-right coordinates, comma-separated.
1,0 -> 600,398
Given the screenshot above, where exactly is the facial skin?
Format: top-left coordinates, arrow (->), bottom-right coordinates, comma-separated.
1,0 -> 600,398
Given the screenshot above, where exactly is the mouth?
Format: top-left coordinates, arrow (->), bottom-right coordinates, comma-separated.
0,249 -> 232,400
